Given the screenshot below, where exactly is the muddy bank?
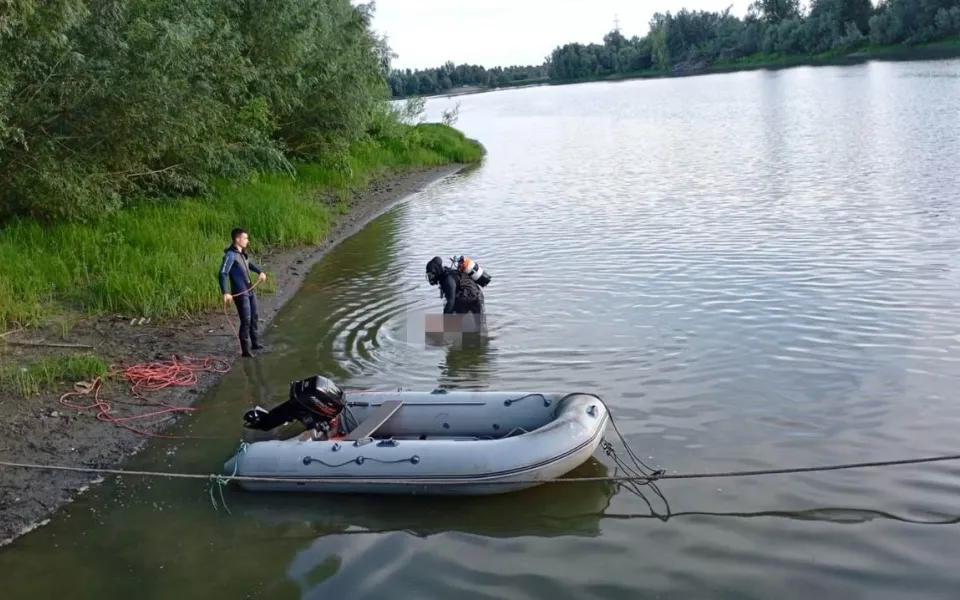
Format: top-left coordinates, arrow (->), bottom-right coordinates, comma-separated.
0,163 -> 464,548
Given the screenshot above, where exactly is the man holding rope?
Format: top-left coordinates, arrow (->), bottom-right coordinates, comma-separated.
219,227 -> 267,357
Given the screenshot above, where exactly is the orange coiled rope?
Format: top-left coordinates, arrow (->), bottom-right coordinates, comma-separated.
58,280 -> 263,439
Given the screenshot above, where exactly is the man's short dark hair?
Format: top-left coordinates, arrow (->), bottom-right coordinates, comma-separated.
231,227 -> 247,241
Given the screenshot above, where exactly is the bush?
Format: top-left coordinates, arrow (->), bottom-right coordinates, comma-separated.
0,0 -> 391,224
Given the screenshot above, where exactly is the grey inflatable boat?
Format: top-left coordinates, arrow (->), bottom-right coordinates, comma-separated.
222,375 -> 610,496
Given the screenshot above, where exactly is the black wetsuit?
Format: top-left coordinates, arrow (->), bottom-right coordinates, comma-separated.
439,268 -> 484,315
218,245 -> 263,354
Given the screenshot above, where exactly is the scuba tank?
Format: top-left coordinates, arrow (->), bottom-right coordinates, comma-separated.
453,255 -> 492,288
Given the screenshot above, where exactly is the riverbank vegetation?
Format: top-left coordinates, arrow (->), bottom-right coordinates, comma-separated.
546,0 -> 960,81
0,352 -> 109,398
391,0 -> 960,95
0,0 -> 483,328
388,63 -> 549,98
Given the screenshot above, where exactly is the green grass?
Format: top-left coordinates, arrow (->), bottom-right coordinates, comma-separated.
0,352 -> 110,398
0,123 -> 484,327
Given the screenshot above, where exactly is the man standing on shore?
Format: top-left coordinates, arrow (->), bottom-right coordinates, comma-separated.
219,227 -> 267,357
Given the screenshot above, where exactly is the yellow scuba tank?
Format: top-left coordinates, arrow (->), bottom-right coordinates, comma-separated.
456,256 -> 492,287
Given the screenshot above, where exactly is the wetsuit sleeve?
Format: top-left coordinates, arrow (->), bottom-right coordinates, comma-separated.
440,273 -> 457,314
248,259 -> 262,274
218,251 -> 235,294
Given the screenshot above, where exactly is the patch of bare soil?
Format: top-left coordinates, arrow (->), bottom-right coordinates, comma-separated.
0,164 -> 463,548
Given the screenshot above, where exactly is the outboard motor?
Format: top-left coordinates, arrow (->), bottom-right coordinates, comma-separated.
242,375 -> 346,433
454,255 -> 492,288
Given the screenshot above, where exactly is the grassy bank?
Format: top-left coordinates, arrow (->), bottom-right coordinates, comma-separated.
0,123 -> 483,328
0,352 -> 109,398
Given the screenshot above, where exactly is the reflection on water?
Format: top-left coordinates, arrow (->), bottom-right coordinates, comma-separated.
437,332 -> 497,390
5,59 -> 960,599
239,349 -> 271,406
231,457 -> 616,539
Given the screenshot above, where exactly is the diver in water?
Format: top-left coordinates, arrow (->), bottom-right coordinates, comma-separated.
425,255 -> 491,316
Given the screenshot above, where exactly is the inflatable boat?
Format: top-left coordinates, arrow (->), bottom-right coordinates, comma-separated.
222,375 -> 610,496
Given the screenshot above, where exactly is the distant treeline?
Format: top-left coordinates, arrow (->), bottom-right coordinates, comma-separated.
547,0 -> 960,80
391,0 -> 960,96
388,62 -> 548,97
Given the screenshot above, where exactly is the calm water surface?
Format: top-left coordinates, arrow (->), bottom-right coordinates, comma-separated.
4,59 -> 960,599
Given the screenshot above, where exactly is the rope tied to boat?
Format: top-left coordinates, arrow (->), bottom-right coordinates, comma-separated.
5,451 -> 960,485
209,440 -> 249,513
598,412 -> 674,519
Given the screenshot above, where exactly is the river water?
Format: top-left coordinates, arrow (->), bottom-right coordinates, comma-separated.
4,58 -> 960,599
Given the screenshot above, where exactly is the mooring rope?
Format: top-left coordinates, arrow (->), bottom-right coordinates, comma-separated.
3,451 -> 960,485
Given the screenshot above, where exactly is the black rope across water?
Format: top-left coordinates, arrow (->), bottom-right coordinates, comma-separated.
600,410 -> 673,520
4,452 -> 960,485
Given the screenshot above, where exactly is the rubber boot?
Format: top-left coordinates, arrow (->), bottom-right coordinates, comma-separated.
250,317 -> 264,351
239,318 -> 254,358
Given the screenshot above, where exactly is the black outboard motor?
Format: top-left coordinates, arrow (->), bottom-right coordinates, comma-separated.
243,375 -> 346,433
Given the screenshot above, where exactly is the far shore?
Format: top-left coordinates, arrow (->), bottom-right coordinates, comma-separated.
393,38 -> 960,102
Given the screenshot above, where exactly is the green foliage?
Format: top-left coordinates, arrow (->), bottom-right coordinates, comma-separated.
0,352 -> 109,398
544,0 -> 960,81
388,62 -> 549,98
0,123 -> 483,326
413,123 -> 485,164
0,0 -> 402,223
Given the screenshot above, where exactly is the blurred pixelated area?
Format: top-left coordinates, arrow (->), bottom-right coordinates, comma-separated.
399,310 -> 488,348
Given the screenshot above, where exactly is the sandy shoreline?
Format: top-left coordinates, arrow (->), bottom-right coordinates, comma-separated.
0,163 -> 465,548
